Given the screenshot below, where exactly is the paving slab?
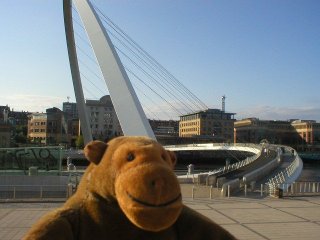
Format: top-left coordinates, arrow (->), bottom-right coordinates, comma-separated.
222,224 -> 267,240
279,207 -> 320,222
0,196 -> 320,240
207,202 -> 267,209
245,222 -> 320,240
217,207 -> 303,224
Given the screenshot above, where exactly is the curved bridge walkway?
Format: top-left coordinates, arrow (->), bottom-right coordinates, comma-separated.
173,143 -> 303,197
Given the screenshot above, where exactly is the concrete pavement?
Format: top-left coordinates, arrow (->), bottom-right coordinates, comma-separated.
1,195 -> 320,240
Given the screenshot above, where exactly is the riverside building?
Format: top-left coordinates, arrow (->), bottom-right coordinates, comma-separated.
85,95 -> 122,141
28,108 -> 71,145
179,109 -> 236,143
234,118 -> 320,150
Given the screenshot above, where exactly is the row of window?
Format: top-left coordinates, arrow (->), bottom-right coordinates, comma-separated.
90,107 -> 113,111
30,129 -> 46,133
180,127 -> 232,133
30,121 -> 57,126
30,129 -> 58,133
180,128 -> 199,133
31,137 -> 46,140
90,124 -> 114,129
180,121 -> 199,127
180,121 -> 233,128
30,122 -> 46,126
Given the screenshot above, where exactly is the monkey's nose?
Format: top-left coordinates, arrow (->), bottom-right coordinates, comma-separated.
150,178 -> 165,191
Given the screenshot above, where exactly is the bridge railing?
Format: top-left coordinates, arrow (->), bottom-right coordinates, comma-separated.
165,143 -> 262,152
205,151 -> 262,186
267,182 -> 320,197
0,184 -> 70,199
266,147 -> 303,196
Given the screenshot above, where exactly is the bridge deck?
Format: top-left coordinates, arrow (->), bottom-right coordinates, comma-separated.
218,150 -> 277,181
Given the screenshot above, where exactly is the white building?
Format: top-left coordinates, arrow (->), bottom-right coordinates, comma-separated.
86,95 -> 122,141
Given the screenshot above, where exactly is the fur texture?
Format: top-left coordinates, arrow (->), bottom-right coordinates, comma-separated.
23,136 -> 237,240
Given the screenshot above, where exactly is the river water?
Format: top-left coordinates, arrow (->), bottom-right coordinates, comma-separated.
297,162 -> 320,182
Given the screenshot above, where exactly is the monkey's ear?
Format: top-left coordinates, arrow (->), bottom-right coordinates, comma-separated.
166,150 -> 177,168
84,140 -> 107,165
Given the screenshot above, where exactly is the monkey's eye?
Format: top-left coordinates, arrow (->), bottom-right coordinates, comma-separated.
127,153 -> 135,161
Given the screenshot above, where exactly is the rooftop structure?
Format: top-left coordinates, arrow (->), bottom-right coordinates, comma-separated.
179,108 -> 235,142
62,102 -> 78,119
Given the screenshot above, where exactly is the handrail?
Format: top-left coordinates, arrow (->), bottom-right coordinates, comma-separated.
0,184 -> 70,199
266,147 -> 303,195
0,184 -> 68,187
165,143 -> 262,152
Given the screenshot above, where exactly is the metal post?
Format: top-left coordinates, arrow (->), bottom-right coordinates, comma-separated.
210,185 -> 213,199
58,147 -> 63,176
67,183 -> 74,198
244,184 -> 247,197
299,183 -> 302,193
40,186 -> 43,199
260,184 -> 263,197
227,185 -> 230,198
66,185 -> 69,198
192,186 -> 195,199
13,187 -> 16,199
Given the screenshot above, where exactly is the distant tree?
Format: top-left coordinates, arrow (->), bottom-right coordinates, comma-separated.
13,125 -> 28,144
14,134 -> 27,144
75,135 -> 84,149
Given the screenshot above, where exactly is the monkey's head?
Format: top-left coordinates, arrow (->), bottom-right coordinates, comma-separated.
84,136 -> 182,232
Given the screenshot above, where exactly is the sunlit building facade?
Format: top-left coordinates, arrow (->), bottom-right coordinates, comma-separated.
179,109 -> 235,142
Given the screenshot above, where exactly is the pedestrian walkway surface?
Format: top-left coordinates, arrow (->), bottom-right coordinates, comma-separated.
1,196 -> 320,240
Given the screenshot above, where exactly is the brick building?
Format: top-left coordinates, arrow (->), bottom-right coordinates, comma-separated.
179,109 -> 235,142
28,108 -> 71,145
234,118 -> 320,150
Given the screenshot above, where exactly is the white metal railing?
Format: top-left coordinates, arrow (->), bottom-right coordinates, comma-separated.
268,182 -> 320,197
266,148 -> 303,196
165,142 -> 263,149
204,151 -> 262,185
0,184 -> 71,199
165,143 -> 262,154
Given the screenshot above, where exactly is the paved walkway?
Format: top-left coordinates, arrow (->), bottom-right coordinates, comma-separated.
1,195 -> 320,240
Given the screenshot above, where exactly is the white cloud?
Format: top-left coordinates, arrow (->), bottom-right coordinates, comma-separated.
0,94 -> 66,112
237,105 -> 320,122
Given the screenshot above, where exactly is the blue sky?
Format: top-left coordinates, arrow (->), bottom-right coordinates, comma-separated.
0,0 -> 319,121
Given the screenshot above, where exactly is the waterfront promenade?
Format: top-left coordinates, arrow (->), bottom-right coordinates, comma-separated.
1,193 -> 319,239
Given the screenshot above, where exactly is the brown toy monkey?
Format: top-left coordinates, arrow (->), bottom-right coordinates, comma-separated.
23,136 -> 236,240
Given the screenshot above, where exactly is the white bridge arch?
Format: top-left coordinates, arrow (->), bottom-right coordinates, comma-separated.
63,0 -> 155,144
